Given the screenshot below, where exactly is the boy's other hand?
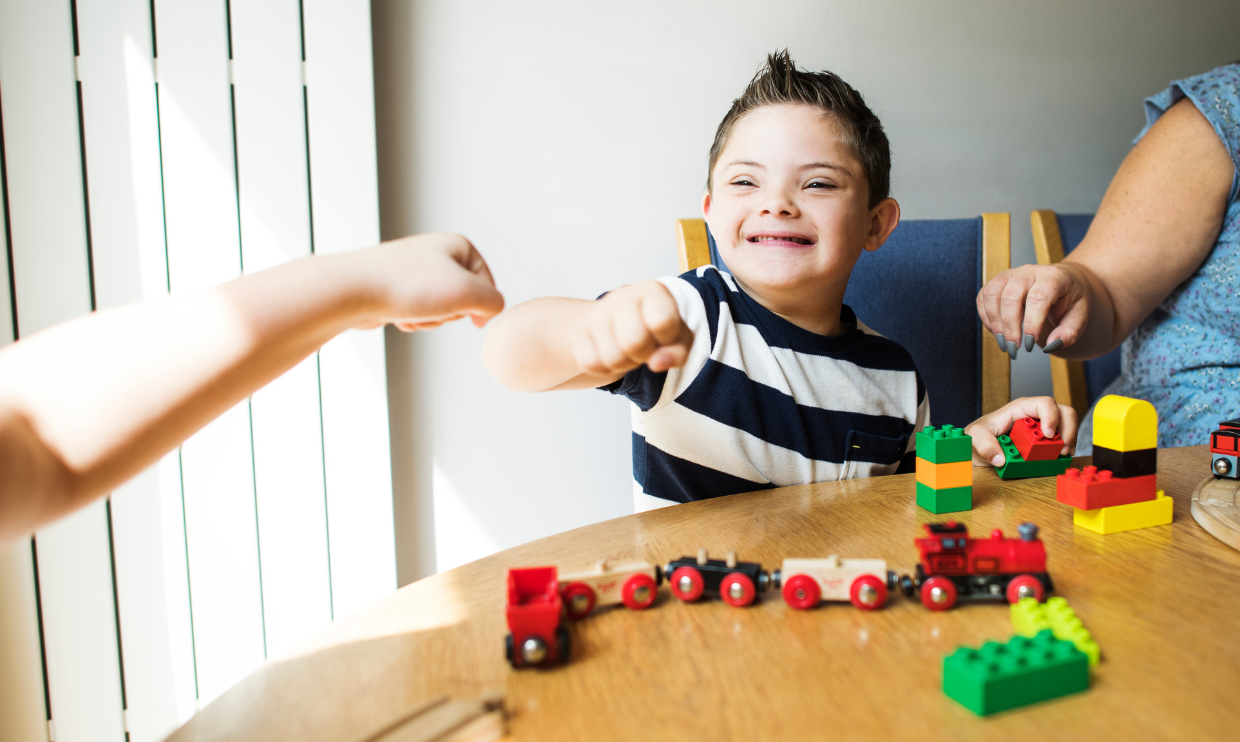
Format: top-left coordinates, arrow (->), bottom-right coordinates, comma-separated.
964,396 -> 1078,467
358,233 -> 505,331
573,281 -> 694,376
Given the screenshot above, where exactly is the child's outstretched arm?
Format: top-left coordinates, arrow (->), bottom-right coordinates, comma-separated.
484,281 -> 694,393
964,396 -> 1078,467
0,233 -> 503,545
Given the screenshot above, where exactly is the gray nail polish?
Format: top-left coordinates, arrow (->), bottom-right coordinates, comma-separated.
1043,338 -> 1064,353
1024,334 -> 1034,352
996,333 -> 1006,352
1006,340 -> 1017,360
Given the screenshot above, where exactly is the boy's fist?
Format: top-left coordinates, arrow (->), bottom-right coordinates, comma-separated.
573,281 -> 694,375
964,396 -> 1078,467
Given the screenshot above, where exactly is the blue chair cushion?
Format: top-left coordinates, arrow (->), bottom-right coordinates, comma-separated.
708,219 -> 983,428
1057,213 -> 1121,401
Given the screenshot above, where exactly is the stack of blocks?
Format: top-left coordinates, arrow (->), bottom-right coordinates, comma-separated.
1057,395 -> 1172,534
916,425 -> 972,514
995,417 -> 1073,480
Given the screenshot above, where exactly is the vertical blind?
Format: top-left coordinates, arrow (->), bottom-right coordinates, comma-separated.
0,2 -> 395,741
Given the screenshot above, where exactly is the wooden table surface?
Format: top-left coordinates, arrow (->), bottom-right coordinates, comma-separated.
171,445 -> 1240,742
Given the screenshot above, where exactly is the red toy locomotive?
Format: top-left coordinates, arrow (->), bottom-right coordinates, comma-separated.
505,567 -> 570,668
897,522 -> 1052,610
1210,418 -> 1240,479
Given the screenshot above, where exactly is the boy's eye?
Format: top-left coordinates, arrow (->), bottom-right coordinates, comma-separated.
730,179 -> 755,187
806,180 -> 838,189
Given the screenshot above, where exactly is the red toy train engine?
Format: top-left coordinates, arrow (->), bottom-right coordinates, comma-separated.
898,522 -> 1053,611
1210,418 -> 1240,479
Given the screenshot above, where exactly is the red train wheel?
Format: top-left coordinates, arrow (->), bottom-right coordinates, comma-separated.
562,582 -> 596,619
849,574 -> 888,610
720,572 -> 756,607
920,576 -> 958,611
782,574 -> 820,610
669,566 -> 705,602
622,573 -> 658,610
1005,574 -> 1045,604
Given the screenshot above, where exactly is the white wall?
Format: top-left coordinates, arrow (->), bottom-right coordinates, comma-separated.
372,0 -> 1240,581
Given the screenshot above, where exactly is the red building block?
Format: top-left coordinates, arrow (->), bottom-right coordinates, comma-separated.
1056,467 -> 1157,510
1009,417 -> 1064,461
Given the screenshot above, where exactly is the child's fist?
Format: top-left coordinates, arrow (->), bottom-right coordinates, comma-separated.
964,396 -> 1078,467
573,281 -> 694,376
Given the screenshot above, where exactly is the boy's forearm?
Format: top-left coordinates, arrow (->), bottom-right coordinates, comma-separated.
484,297 -> 620,392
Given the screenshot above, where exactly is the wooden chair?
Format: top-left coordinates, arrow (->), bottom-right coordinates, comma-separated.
676,215 -> 1011,427
1030,210 -> 1121,422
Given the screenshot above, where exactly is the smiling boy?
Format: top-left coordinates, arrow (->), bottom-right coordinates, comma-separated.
484,51 -> 1066,511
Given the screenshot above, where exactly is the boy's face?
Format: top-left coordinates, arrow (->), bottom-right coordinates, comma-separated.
703,103 -> 897,306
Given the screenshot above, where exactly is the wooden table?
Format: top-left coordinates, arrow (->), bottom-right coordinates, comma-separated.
171,445 -> 1240,741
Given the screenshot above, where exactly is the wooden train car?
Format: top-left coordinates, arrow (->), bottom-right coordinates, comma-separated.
664,549 -> 771,607
772,556 -> 898,610
898,522 -> 1053,611
558,558 -> 661,618
1210,418 -> 1240,479
505,567 -> 569,668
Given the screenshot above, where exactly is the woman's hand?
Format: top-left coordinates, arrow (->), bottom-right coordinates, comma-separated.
976,262 -> 1095,358
965,396 -> 1078,467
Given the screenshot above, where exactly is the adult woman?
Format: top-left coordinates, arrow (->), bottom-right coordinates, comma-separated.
976,62 -> 1240,456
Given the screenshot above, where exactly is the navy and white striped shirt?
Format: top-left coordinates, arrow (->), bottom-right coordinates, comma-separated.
602,266 -> 930,512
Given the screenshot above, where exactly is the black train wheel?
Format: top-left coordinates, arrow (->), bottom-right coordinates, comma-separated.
556,626 -> 571,665
505,634 -> 515,666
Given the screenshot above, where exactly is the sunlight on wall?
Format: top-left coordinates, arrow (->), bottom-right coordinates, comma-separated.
433,463 -> 498,572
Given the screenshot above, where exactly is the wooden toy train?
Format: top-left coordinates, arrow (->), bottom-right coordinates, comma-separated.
505,522 -> 1052,668
1210,418 -> 1240,478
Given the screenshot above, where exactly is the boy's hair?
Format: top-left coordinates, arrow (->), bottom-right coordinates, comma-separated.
707,50 -> 890,208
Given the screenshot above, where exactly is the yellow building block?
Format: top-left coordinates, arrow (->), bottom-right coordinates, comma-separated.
1092,395 -> 1157,452
1073,490 -> 1172,534
1010,597 -> 1101,666
915,458 -> 973,489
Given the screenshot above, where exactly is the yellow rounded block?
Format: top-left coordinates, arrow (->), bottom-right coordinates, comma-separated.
915,458 -> 973,489
1092,395 -> 1157,452
1072,490 -> 1172,534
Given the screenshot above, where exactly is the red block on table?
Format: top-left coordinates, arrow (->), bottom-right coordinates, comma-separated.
1009,417 -> 1064,461
1056,467 -> 1158,509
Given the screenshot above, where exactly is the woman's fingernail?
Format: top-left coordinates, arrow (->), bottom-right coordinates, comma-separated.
1043,338 -> 1064,353
996,333 -> 1006,352
992,454 -> 1006,467
1023,334 -> 1034,352
1006,340 -> 1018,360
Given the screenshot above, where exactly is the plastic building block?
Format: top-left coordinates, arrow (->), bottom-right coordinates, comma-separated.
1056,468 -> 1157,510
1011,597 -> 1100,666
1073,490 -> 1172,534
915,425 -> 973,463
995,436 -> 1072,479
1091,445 -> 1157,479
916,458 -> 973,489
916,482 -> 972,514
1009,417 -> 1064,461
943,630 -> 1088,715
1093,395 -> 1157,452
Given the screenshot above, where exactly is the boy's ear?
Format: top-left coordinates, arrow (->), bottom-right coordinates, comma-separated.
864,198 -> 901,253
701,190 -> 712,218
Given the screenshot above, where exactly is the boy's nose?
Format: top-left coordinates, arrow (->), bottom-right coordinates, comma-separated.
759,192 -> 799,217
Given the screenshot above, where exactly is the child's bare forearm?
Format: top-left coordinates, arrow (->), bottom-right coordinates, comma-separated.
484,298 -> 621,392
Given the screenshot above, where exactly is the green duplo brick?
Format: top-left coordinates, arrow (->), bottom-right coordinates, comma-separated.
916,482 -> 972,514
995,435 -> 1072,480
943,630 -> 1089,715
916,425 -> 973,464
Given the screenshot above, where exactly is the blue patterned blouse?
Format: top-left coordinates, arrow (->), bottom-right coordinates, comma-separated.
1077,63 -> 1240,453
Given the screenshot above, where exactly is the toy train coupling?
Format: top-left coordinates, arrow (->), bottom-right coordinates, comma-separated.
664,549 -> 770,607
897,572 -> 917,598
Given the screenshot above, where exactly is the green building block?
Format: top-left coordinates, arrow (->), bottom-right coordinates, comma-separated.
916,482 -> 972,514
943,630 -> 1089,715
995,435 -> 1072,479
916,425 -> 973,464
1011,597 -> 1101,666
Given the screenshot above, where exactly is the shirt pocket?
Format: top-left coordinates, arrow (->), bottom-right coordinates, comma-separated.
841,429 -> 909,480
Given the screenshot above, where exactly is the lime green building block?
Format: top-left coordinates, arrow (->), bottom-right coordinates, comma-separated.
995,435 -> 1072,479
943,630 -> 1089,715
1010,597 -> 1100,666
916,482 -> 972,514
916,425 -> 973,463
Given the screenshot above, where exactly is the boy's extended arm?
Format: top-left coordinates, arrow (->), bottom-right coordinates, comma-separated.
484,280 -> 695,393
0,233 -> 503,545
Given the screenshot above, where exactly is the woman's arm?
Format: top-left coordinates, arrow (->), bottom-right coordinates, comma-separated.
0,233 -> 503,545
978,97 -> 1234,359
